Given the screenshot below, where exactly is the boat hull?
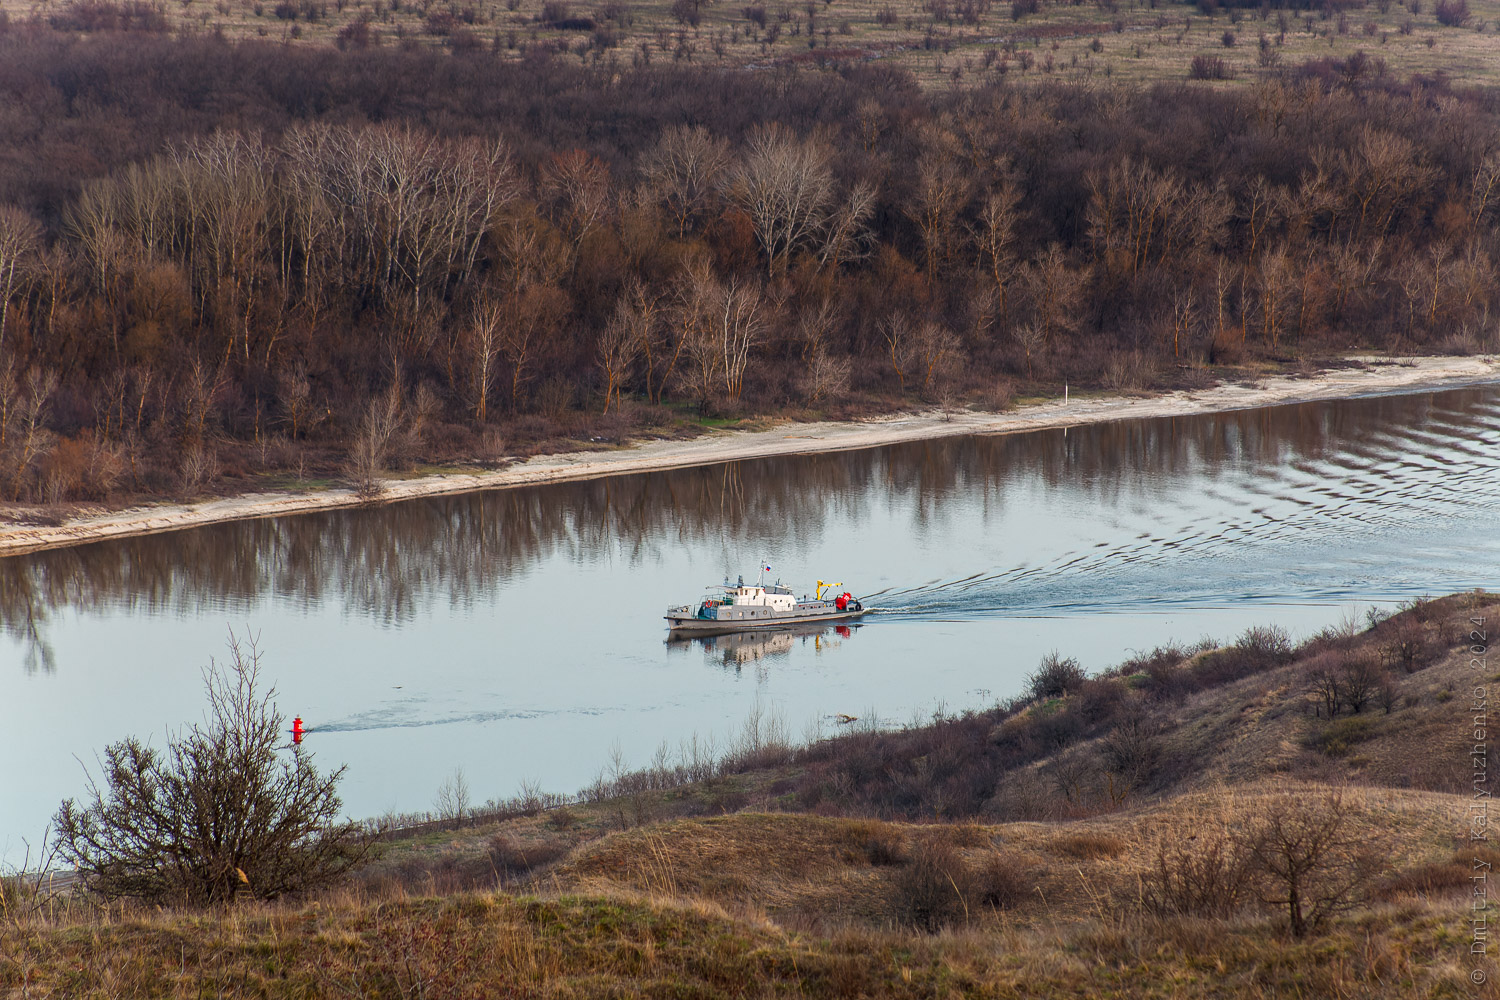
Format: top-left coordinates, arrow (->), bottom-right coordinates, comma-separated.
666,609 -> 869,635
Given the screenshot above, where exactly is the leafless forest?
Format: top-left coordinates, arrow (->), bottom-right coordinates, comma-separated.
0,29 -> 1496,503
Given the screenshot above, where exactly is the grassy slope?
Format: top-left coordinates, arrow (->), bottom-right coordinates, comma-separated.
544,784 -> 1465,920
5,592 -> 1496,997
5,875 -> 1490,996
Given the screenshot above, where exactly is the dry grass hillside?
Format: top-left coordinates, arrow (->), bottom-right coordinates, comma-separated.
543,783 -> 1470,924
5,883 -> 1494,997
5,590 -> 1495,997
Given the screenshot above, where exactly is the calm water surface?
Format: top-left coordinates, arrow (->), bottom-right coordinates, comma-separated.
4,386 -> 1500,862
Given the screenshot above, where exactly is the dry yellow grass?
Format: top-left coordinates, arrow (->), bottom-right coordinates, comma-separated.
8,0 -> 1500,91
4,867 -> 1495,997
536,778 -> 1471,929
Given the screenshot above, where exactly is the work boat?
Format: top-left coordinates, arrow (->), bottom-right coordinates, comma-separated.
666,573 -> 867,635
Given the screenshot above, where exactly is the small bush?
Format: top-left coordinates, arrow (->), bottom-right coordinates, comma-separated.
1307,714 -> 1378,757
974,851 -> 1031,908
1376,859 -> 1469,899
1189,54 -> 1231,79
865,834 -> 908,866
1434,0 -> 1469,24
1190,624 -> 1294,688
1141,829 -> 1256,917
1238,624 -> 1294,662
893,841 -> 970,930
1074,677 -> 1126,725
335,18 -> 374,46
1027,652 -> 1087,700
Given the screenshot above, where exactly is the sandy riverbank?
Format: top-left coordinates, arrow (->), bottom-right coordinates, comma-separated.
2,355 -> 1496,557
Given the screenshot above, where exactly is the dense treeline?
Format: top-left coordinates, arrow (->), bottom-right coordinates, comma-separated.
0,30 -> 1497,503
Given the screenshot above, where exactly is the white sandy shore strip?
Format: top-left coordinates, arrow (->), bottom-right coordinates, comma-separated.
2,355 -> 1497,557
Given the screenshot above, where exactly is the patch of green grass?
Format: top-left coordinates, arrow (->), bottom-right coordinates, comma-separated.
1307,714 -> 1381,758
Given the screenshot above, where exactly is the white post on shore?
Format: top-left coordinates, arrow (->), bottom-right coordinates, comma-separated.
1064,384 -> 1068,405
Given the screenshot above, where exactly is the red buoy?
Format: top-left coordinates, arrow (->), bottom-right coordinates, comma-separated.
835,594 -> 848,611
291,717 -> 305,745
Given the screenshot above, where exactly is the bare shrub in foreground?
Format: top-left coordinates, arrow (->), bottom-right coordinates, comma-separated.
53,632 -> 369,904
894,840 -> 970,931
1248,792 -> 1384,938
1141,828 -> 1256,918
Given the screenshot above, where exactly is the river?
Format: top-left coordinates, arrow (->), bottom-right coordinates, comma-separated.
3,385 -> 1499,863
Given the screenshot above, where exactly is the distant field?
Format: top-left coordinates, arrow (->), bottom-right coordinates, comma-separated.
7,0 -> 1500,89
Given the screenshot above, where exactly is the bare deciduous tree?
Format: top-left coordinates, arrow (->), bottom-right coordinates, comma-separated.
597,298 -> 643,414
1249,792 -> 1383,938
277,363 -> 318,441
499,284 -> 567,413
913,320 -> 960,396
817,180 -> 877,271
1022,243 -> 1085,347
799,345 -> 851,404
433,767 -> 471,830
1168,283 -> 1199,358
460,296 -> 504,423
726,124 -> 836,276
1309,658 -> 1343,718
971,182 -> 1023,330
880,313 -> 917,393
1012,319 -> 1047,380
909,141 -> 972,279
640,124 -> 731,238
2,367 -> 58,501
674,263 -> 765,408
1337,655 -> 1384,714
54,631 -> 369,904
542,149 -> 613,247
0,206 -> 42,355
345,383 -> 403,497
1255,243 -> 1294,348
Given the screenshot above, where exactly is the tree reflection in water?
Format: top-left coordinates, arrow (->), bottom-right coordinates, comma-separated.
3,385 -> 1496,673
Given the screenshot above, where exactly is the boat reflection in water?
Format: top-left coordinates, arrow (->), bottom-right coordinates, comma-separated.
666,621 -> 860,669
